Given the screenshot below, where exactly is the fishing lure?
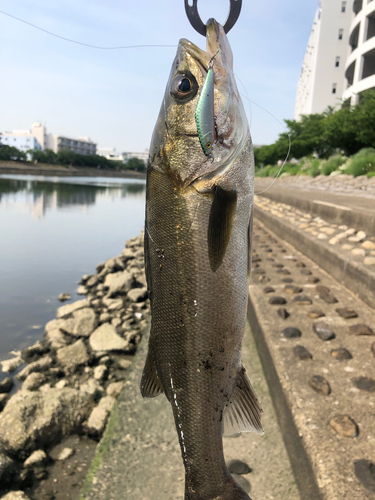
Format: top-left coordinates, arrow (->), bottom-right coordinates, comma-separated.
195,51 -> 219,156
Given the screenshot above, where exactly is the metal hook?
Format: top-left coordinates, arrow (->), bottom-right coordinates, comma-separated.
184,0 -> 242,37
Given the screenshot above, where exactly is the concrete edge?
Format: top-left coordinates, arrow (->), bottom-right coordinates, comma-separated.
247,296 -> 323,500
258,191 -> 375,236
254,206 -> 375,310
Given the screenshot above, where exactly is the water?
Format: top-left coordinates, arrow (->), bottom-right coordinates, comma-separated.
0,174 -> 146,366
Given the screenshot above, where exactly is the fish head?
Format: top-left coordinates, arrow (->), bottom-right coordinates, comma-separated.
149,19 -> 248,190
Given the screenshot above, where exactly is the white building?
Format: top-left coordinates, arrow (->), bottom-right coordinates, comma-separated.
97,147 -> 124,162
122,150 -> 149,163
47,135 -> 96,156
342,0 -> 375,105
0,130 -> 42,152
295,0 -> 353,119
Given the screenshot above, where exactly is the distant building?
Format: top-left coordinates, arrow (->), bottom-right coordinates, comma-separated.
0,131 -> 42,152
295,0 -> 352,119
47,135 -> 96,156
122,150 -> 149,163
342,0 -> 375,105
97,147 -> 124,162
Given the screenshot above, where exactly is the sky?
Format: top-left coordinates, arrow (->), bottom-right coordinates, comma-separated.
0,0 -> 319,152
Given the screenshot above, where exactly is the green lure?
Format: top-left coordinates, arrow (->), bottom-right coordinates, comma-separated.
195,67 -> 215,156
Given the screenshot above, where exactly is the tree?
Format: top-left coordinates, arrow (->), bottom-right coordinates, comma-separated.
124,157 -> 146,172
0,145 -> 26,161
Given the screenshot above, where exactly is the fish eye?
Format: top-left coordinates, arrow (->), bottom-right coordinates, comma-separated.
206,142 -> 212,149
170,73 -> 198,103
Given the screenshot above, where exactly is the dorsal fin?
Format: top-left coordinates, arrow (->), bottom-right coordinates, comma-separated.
140,348 -> 164,398
208,186 -> 237,272
223,366 -> 264,436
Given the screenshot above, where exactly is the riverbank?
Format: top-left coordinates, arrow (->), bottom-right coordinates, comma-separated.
0,161 -> 146,179
0,234 -> 149,500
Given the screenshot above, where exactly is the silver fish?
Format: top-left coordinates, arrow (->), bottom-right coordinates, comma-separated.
141,18 -> 263,500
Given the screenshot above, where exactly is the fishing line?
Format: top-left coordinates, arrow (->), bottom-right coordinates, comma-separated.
0,9 -> 176,50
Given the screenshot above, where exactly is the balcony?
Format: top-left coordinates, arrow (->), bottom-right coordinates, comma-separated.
345,60 -> 356,87
350,23 -> 360,51
362,47 -> 375,79
366,10 -> 375,40
353,0 -> 363,15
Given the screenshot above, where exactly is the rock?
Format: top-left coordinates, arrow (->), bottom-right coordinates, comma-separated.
45,326 -> 70,350
372,342 -> 375,358
17,356 -> 53,381
331,348 -> 352,361
300,269 -> 312,275
336,232 -> 347,240
362,240 -> 375,250
345,228 -> 356,235
0,378 -> 14,394
60,308 -> 97,337
1,357 -> 23,373
351,248 -> 366,256
284,286 -> 302,294
354,459 -> 375,494
58,293 -> 71,302
80,379 -> 104,399
263,287 -> 274,294
0,452 -> 16,483
99,395 -> 117,412
57,447 -> 74,461
85,397 -> 116,437
122,247 -> 136,260
56,339 -> 90,372
90,324 -> 129,352
306,276 -> 320,284
104,271 -> 134,298
127,287 -> 148,302
318,290 -> 338,304
348,237 -> 361,244
227,459 -> 251,474
293,345 -> 312,360
364,257 -> 375,266
352,377 -> 375,392
268,296 -> 286,305
308,310 -> 325,319
335,307 -> 358,319
23,341 -> 47,362
77,285 -> 88,295
356,230 -> 366,241
293,295 -> 312,305
56,299 -> 89,319
341,244 -> 353,251
313,321 -> 335,341
99,312 -> 111,323
111,318 -> 122,328
102,297 -> 124,311
296,261 -> 305,268
86,275 -> 99,288
0,388 -> 95,458
277,307 -> 289,319
117,359 -> 132,370
317,233 -> 328,240
23,372 -> 47,391
55,379 -> 67,389
348,324 -> 374,336
329,415 -> 358,438
99,356 -> 111,366
0,394 -> 9,411
94,365 -> 108,381
282,327 -> 301,339
281,277 -> 293,283
1,492 -> 30,500
329,237 -> 338,245
308,375 -> 331,395
106,381 -> 124,398
24,449 -> 47,468
276,269 -> 290,275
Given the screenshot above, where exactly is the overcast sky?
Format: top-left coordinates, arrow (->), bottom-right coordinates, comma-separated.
0,0 -> 318,152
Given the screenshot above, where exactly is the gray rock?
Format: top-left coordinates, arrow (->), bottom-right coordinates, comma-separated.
307,310 -> 325,319
335,307 -> 358,319
77,285 -> 88,295
0,357 -> 23,373
89,324 -> 129,352
80,379 -> 104,399
102,297 -> 124,311
24,449 -> 47,468
104,270 -> 134,298
293,345 -> 312,360
227,459 -> 252,474
99,395 -> 116,412
1,492 -> 30,500
17,356 -> 53,381
313,321 -> 335,341
117,359 -> 132,370
0,388 -> 95,458
0,378 -> 14,394
282,327 -> 301,338
121,248 -> 136,260
111,318 -> 122,328
268,296 -> 287,305
93,365 -> 108,381
99,312 -> 111,324
57,447 -> 74,461
354,459 -> 375,493
0,452 -> 16,482
348,324 -> 374,336
308,375 -> 331,395
57,299 -> 89,319
330,415 -> 358,438
331,348 -> 352,361
23,341 -> 47,361
60,308 -> 97,337
44,326 -> 70,350
58,293 -> 71,302
127,287 -> 148,303
352,376 -> 375,392
56,339 -> 89,372
277,308 -> 289,319
106,381 -> 124,398
293,295 -> 312,305
0,393 -> 9,411
23,372 -> 47,391
86,275 -> 99,288
85,396 -> 116,437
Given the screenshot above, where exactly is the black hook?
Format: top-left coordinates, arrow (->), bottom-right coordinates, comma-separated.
184,0 -> 242,37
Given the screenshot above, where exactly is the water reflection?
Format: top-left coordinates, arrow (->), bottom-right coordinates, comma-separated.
0,177 -> 146,219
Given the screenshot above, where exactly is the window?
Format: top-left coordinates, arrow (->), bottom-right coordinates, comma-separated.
335,56 -> 340,67
339,29 -> 344,40
332,83 -> 337,94
342,1 -> 347,12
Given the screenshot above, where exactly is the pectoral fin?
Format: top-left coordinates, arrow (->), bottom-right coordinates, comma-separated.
140,348 -> 164,398
223,366 -> 263,436
208,186 -> 237,272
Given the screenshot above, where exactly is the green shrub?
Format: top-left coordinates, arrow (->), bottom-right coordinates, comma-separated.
344,148 -> 375,177
321,155 -> 345,176
367,171 -> 375,178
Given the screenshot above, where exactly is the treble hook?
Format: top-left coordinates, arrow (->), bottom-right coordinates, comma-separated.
184,0 -> 242,37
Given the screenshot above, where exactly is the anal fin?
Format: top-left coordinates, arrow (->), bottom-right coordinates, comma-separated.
223,366 -> 264,436
140,348 -> 164,398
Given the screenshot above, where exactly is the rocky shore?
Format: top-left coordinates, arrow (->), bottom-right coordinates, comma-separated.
0,234 -> 149,499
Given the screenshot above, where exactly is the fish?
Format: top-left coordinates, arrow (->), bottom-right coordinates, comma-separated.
141,18 -> 263,500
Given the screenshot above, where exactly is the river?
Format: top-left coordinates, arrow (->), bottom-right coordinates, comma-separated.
0,174 -> 146,367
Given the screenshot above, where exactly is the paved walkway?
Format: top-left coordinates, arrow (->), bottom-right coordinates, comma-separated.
80,322 -> 300,500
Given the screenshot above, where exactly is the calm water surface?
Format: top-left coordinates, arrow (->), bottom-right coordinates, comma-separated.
0,174 -> 146,365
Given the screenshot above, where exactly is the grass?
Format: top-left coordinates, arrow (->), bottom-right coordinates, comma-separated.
343,148 -> 375,177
